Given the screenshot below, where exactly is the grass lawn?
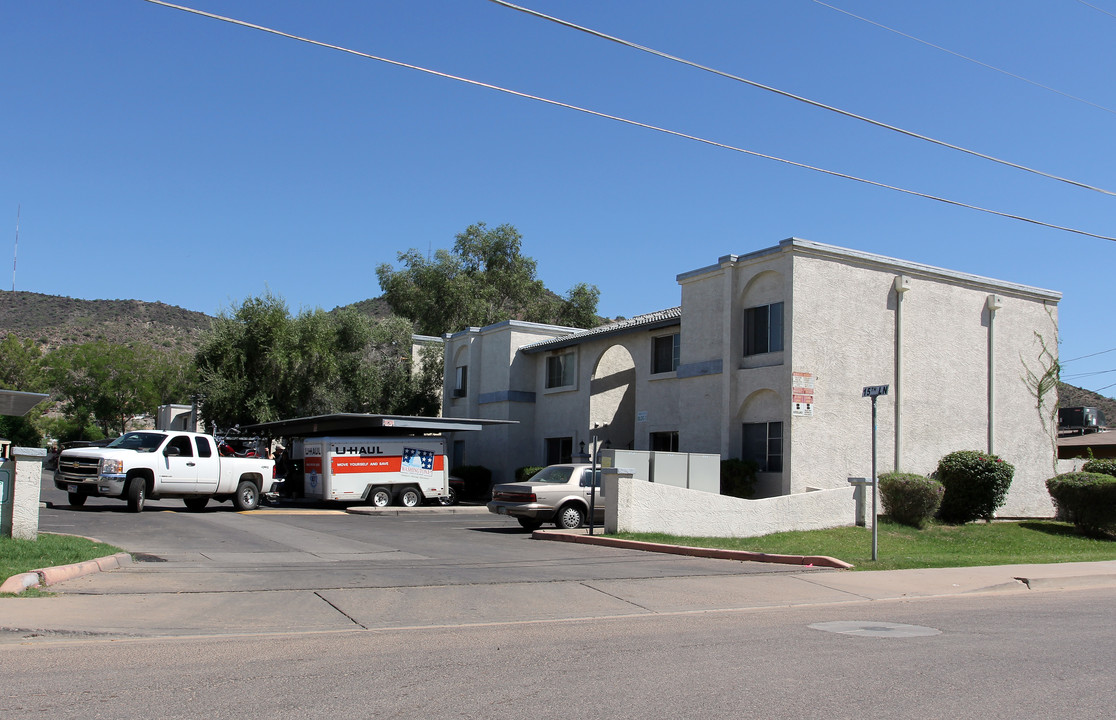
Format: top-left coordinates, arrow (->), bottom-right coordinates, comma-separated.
1,533 -> 124,593
614,519 -> 1116,571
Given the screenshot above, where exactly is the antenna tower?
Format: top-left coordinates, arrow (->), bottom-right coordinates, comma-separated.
12,204 -> 19,292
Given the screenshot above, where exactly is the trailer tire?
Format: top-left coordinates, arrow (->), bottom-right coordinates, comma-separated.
68,492 -> 87,508
399,487 -> 421,507
127,477 -> 146,513
517,518 -> 543,531
369,486 -> 392,508
233,481 -> 259,511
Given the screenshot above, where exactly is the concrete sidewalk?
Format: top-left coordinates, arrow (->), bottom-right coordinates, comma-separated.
2,526 -> 1114,643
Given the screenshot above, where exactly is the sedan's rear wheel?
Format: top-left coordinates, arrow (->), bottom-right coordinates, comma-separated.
554,504 -> 585,529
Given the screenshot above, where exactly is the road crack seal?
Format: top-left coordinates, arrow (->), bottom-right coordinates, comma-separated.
314,591 -> 367,629
580,581 -> 656,612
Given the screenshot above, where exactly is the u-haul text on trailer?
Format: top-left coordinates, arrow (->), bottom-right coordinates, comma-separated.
300,436 -> 448,506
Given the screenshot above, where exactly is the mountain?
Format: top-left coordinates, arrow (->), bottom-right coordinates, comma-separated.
0,290 -> 213,353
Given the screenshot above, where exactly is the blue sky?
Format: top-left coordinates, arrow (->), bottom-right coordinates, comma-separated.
4,1 -> 1115,395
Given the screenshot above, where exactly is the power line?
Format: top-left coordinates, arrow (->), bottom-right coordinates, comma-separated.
1077,1 -> 1116,21
488,0 -> 1116,198
1063,368 -> 1116,378
137,0 -> 1116,242
1062,347 -> 1116,364
810,0 -> 1116,117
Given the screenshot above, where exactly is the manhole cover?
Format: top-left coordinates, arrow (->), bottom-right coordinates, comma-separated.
809,621 -> 940,638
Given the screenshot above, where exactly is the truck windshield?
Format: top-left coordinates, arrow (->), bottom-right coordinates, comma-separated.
106,432 -> 167,452
526,466 -> 575,483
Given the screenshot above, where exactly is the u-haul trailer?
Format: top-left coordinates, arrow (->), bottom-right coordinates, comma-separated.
244,414 -> 517,507
301,436 -> 447,506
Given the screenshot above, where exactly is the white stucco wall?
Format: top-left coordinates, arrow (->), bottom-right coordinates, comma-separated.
606,476 -> 857,537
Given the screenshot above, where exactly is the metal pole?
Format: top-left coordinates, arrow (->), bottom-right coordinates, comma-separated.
588,434 -> 599,536
871,395 -> 879,561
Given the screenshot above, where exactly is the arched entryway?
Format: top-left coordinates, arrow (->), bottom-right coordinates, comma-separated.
589,344 -> 636,452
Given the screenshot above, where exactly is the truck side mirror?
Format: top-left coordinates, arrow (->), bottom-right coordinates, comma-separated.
164,446 -> 181,457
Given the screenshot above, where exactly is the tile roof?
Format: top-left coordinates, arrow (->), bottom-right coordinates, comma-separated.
520,307 -> 681,353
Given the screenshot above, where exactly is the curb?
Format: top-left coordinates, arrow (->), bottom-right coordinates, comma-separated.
345,505 -> 490,516
532,530 -> 853,569
0,552 -> 133,595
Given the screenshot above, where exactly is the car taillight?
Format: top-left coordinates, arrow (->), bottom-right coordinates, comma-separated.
496,491 -> 536,502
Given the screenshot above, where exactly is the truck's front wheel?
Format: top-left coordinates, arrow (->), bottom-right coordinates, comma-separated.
127,478 -> 146,513
233,481 -> 259,511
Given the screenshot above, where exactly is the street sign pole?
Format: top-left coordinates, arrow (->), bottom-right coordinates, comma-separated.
862,385 -> 889,562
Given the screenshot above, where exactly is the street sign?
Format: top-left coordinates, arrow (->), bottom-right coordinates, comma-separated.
862,385 -> 889,397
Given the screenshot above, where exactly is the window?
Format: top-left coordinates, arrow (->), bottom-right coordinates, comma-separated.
454,365 -> 468,398
650,431 -> 679,452
545,351 -> 576,389
743,302 -> 784,356
166,435 -> 194,457
652,333 -> 680,374
742,421 -> 782,472
194,436 -> 213,457
545,437 -> 573,465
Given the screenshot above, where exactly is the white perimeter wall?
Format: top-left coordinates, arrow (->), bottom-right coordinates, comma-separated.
605,476 -> 857,537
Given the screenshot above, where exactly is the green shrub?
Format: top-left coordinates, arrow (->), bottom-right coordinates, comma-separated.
451,465 -> 493,500
1082,458 -> 1116,478
878,472 -> 944,528
515,466 -> 546,482
1046,472 -> 1116,536
720,459 -> 758,499
935,450 -> 1015,523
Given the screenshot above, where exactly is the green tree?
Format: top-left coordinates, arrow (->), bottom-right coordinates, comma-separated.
376,222 -> 600,336
43,341 -> 185,438
195,294 -> 441,428
0,333 -> 45,390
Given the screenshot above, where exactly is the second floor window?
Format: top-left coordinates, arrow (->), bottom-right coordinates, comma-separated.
454,366 -> 468,397
652,333 -> 680,374
743,302 -> 784,356
546,352 -> 576,389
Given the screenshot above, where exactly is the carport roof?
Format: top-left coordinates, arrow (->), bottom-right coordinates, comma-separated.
243,413 -> 515,438
0,389 -> 50,417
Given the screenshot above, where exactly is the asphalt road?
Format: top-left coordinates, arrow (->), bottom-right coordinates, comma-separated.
5,472 -> 1112,719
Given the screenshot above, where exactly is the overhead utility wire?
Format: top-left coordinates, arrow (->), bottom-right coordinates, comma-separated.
811,0 -> 1116,117
138,0 -> 1116,242
488,0 -> 1116,198
1062,347 -> 1116,364
1077,1 -> 1116,21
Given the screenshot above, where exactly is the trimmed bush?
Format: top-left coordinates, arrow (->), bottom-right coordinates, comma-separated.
451,465 -> 493,500
935,450 -> 1015,523
515,466 -> 546,482
878,472 -> 944,528
720,459 -> 758,499
1082,458 -> 1116,478
1046,472 -> 1116,536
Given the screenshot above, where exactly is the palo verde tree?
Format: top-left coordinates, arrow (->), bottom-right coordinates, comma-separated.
376,222 -> 600,336
195,293 -> 441,429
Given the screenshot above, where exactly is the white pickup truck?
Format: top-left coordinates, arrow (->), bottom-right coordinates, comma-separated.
54,430 -> 275,512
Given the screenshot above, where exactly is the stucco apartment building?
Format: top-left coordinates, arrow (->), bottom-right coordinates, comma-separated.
441,238 -> 1062,518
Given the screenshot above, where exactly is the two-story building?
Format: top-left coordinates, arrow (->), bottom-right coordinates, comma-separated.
441,238 -> 1061,518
